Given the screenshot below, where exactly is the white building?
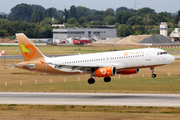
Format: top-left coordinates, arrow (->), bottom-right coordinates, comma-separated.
169,28 -> 180,41
160,22 -> 168,37
53,25 -> 117,43
169,17 -> 180,42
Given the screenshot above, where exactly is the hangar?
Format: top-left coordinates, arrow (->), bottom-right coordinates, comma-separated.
52,25 -> 117,43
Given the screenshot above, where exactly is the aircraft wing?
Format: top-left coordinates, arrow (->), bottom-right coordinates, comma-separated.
46,62 -> 125,72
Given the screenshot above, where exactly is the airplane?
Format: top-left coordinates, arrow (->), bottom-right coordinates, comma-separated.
14,33 -> 175,84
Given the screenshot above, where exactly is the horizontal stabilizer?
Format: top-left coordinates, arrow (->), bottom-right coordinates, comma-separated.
7,64 -> 35,69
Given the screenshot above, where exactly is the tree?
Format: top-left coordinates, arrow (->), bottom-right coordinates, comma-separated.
91,20 -> 97,25
76,6 -> 90,19
3,15 -> 6,19
0,29 -> 9,37
97,20 -> 103,25
104,16 -> 116,25
157,12 -> 172,23
11,3 -> 33,22
67,18 -> 77,24
178,10 -> 180,17
85,15 -> 97,21
31,10 -> 37,23
90,9 -> 97,15
103,10 -> 115,18
116,7 -> 134,14
46,8 -> 56,18
106,8 -> 114,13
94,10 -> 103,16
64,8 -> 69,23
135,16 -> 143,25
38,9 -> 43,22
7,14 -> 13,21
70,5 -> 76,19
57,10 -> 63,16
95,15 -> 103,21
126,16 -> 138,25
78,17 -> 87,25
137,7 -> 155,14
31,5 -> 45,15
117,24 -> 134,37
116,11 -> 133,24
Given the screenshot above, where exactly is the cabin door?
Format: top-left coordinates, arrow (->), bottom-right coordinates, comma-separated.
146,50 -> 151,61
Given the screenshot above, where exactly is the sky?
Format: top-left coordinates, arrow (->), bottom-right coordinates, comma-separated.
0,0 -> 180,14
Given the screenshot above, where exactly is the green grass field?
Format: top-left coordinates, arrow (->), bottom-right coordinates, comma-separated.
0,45 -> 180,119
0,59 -> 180,93
0,105 -> 180,120
0,45 -> 180,55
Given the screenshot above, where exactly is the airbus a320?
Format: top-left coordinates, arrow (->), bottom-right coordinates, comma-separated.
14,33 -> 175,84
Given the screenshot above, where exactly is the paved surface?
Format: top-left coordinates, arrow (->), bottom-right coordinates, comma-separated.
174,55 -> 180,58
0,92 -> 180,107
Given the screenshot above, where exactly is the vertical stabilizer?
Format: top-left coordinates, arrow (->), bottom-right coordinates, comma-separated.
16,33 -> 45,61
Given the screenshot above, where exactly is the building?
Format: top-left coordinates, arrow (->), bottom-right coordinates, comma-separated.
160,22 -> 168,37
169,17 -> 180,42
53,25 -> 117,43
169,28 -> 180,41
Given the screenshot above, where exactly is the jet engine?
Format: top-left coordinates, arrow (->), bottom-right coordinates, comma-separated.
118,69 -> 140,75
91,66 -> 116,77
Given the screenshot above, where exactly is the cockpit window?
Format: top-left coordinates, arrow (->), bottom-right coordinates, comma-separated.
157,52 -> 168,55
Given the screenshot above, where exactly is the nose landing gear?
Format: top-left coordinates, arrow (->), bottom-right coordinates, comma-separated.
150,67 -> 156,78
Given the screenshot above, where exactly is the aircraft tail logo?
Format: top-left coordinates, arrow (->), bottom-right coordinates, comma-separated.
16,33 -> 45,61
20,44 -> 36,58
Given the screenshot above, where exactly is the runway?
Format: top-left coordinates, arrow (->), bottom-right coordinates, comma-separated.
0,92 -> 180,107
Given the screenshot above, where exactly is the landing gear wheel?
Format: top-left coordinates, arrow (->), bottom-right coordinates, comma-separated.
88,78 -> 95,84
104,77 -> 111,82
150,67 -> 156,78
152,74 -> 156,78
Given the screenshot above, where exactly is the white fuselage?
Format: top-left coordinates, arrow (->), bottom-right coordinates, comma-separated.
45,48 -> 175,74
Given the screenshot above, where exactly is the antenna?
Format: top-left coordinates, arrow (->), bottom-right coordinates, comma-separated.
134,0 -> 137,10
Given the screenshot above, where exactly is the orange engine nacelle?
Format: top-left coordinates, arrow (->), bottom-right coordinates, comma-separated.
91,66 -> 116,77
118,69 -> 140,75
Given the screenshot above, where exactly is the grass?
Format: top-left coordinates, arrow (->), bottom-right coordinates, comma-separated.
0,59 -> 180,93
0,45 -> 180,55
0,105 -> 180,120
0,45 -> 180,119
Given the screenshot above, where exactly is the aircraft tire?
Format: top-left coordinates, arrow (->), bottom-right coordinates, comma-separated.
104,77 -> 111,82
152,74 -> 156,78
88,78 -> 95,84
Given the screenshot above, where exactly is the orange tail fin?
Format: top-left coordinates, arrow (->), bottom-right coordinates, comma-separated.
16,33 -> 45,61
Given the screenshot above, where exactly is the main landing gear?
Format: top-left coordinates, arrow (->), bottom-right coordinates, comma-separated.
104,77 -> 111,82
88,77 -> 111,84
151,67 -> 156,78
88,77 -> 95,84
